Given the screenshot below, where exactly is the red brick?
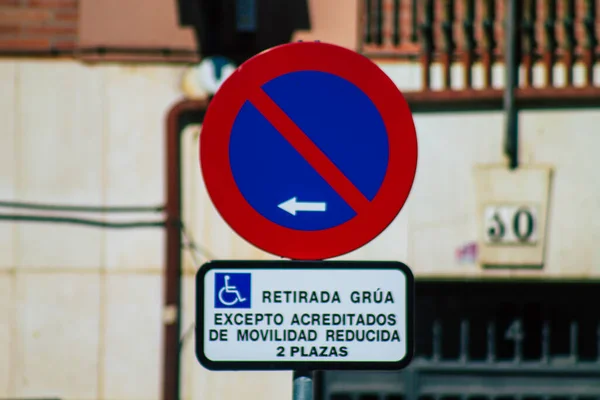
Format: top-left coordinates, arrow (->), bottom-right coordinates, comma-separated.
0,37 -> 50,49
0,0 -> 20,6
52,38 -> 75,49
53,8 -> 77,21
0,7 -> 51,23
22,24 -> 75,35
0,24 -> 18,34
29,0 -> 77,8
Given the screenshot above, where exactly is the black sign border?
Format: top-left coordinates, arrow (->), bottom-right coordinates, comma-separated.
195,260 -> 415,371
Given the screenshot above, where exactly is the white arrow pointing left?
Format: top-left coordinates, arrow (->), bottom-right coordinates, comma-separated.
278,197 -> 327,216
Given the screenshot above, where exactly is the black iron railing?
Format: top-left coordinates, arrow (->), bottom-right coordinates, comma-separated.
322,281 -> 600,400
361,0 -> 600,92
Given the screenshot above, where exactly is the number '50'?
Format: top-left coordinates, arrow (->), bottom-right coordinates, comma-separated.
487,208 -> 535,242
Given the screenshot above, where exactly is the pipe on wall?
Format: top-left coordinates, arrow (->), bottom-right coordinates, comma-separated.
504,0 -> 520,169
163,99 -> 209,400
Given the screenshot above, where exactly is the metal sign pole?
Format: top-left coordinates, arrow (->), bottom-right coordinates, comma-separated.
293,370 -> 313,400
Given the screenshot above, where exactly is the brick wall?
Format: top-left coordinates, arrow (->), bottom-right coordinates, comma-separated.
0,0 -> 197,61
0,0 -> 78,53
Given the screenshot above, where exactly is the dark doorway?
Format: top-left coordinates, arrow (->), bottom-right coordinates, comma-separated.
321,280 -> 600,400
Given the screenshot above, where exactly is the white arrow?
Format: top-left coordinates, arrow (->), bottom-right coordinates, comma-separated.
278,197 -> 327,216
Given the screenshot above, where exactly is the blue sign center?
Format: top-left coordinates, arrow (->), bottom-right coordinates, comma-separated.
229,71 -> 389,231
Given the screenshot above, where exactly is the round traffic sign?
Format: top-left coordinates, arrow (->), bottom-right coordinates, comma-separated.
200,41 -> 418,260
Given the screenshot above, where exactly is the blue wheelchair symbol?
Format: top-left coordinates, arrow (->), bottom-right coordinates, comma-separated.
214,273 -> 252,308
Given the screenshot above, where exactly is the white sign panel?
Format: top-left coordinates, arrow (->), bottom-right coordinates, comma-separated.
195,261 -> 414,371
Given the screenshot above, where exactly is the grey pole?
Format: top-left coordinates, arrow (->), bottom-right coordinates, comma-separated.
504,0 -> 519,169
293,370 -> 313,400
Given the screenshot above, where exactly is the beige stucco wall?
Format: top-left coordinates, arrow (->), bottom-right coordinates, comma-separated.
1,55 -> 599,400
0,61 -> 181,400
293,0 -> 360,49
78,0 -> 196,50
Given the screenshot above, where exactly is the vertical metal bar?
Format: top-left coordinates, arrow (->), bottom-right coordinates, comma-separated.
376,0 -> 384,45
460,319 -> 469,363
541,321 -> 550,363
293,371 -> 314,400
504,0 -> 519,170
569,321 -> 579,361
505,319 -> 525,364
433,320 -> 442,361
561,0 -> 576,86
411,0 -> 419,41
405,368 -> 419,400
365,0 -> 373,44
441,0 -> 455,89
462,0 -> 476,88
597,322 -> 600,363
312,371 -> 324,400
420,0 -> 435,90
487,321 -> 496,362
514,321 -> 523,363
543,0 -> 557,86
482,0 -> 496,88
521,0 -> 536,87
393,0 -> 401,46
582,0 -> 597,86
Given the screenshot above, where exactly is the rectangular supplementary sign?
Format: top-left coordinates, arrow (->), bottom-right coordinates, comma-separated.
195,260 -> 414,371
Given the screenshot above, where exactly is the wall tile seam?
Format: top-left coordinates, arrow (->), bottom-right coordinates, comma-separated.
0,268 -> 166,274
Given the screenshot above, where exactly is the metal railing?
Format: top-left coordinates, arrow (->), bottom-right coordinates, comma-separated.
322,281 -> 600,400
361,0 -> 599,92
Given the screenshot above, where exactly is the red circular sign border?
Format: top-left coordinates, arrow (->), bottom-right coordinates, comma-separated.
200,42 -> 418,260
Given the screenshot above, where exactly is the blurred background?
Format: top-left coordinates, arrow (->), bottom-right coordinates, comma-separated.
0,0 -> 599,400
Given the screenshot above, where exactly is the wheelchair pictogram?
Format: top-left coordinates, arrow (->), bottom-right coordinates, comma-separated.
214,272 -> 252,309
218,275 -> 247,306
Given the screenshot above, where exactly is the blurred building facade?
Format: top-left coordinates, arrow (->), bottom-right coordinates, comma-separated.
0,1 -> 599,400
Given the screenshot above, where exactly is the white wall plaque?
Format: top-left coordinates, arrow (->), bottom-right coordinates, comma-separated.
474,165 -> 553,267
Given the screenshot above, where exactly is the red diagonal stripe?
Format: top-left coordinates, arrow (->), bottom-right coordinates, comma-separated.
248,88 -> 370,213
